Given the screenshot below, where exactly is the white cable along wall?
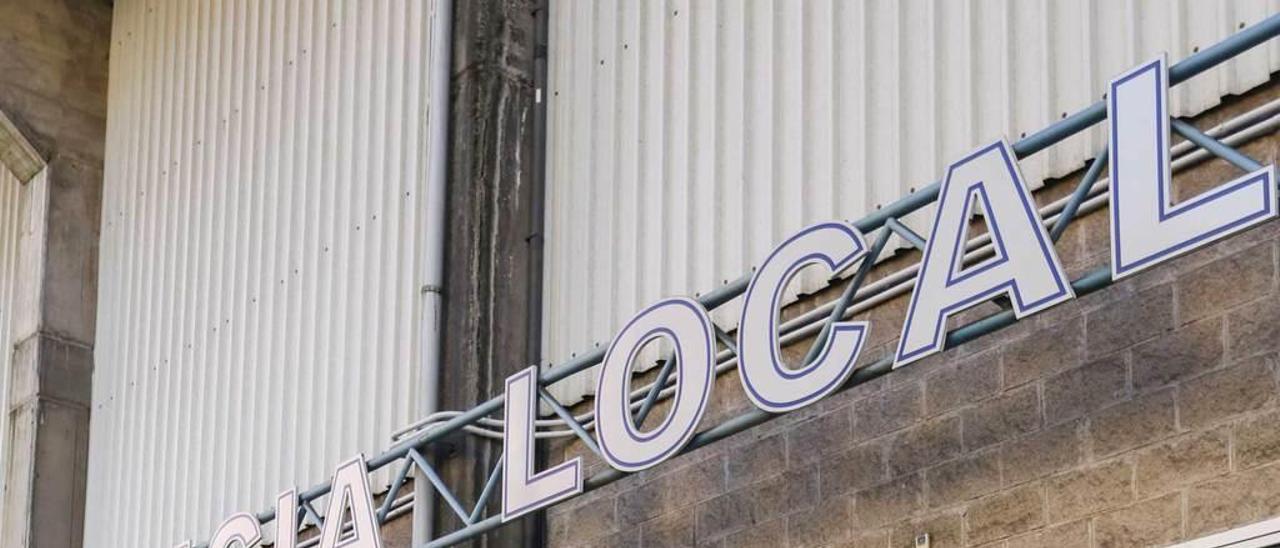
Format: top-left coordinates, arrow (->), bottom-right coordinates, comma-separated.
86,1 -> 439,546
543,0 -> 1280,403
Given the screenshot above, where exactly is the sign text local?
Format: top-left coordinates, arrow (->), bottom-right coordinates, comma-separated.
195,55 -> 1276,548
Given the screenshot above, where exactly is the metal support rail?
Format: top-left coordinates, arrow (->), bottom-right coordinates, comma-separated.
392,92 -> 1280,443
189,13 -> 1280,548
392,96 -> 1278,441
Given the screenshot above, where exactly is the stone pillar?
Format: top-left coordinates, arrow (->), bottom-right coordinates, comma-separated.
432,0 -> 547,545
0,1 -> 111,546
2,335 -> 93,548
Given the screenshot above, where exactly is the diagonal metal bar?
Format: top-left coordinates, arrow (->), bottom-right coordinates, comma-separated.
469,456 -> 505,524
714,326 -> 739,356
1050,148 -> 1109,241
408,448 -> 474,526
377,457 -> 415,523
885,217 -> 927,250
538,387 -> 602,456
1172,118 -> 1265,172
802,226 -> 894,366
635,321 -> 735,428
634,355 -> 677,425
300,500 -> 324,529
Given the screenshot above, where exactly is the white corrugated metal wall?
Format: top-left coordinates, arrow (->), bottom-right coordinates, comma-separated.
86,1 -> 438,546
543,0 -> 1280,403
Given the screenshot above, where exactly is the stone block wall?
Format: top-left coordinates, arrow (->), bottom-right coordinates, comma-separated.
544,79 -> 1280,548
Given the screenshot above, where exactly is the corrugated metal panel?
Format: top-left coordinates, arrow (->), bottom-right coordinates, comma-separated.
86,1 -> 438,546
0,166 -> 28,519
543,0 -> 1280,402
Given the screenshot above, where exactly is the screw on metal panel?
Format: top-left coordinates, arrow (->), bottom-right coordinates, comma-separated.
915,533 -> 930,548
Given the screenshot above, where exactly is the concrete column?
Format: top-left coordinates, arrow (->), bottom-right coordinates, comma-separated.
0,1 -> 111,546
2,334 -> 92,548
433,0 -> 546,545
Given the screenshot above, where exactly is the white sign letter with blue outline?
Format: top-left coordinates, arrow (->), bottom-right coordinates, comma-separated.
737,221 -> 871,412
501,365 -> 583,521
594,297 -> 715,473
208,513 -> 262,548
1109,55 -> 1277,279
275,489 -> 298,548
318,456 -> 384,548
895,139 -> 1074,367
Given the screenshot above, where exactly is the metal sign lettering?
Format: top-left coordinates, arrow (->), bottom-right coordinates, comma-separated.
896,139 -> 1074,367
181,457 -> 382,548
737,222 -> 871,412
1109,55 -> 1277,278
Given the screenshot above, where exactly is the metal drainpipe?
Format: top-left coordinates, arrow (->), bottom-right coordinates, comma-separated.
527,0 -> 550,545
415,0 -> 452,545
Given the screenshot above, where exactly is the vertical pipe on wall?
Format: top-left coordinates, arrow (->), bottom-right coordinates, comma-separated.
415,0 -> 453,545
528,1 -> 550,543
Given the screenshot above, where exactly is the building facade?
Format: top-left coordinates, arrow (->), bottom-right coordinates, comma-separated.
1,1 -> 1280,548
546,79 -> 1280,547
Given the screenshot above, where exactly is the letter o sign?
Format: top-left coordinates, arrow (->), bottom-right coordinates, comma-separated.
593,297 -> 715,473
